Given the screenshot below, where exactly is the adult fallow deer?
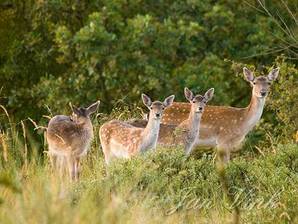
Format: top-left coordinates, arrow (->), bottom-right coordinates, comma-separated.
161,67 -> 279,163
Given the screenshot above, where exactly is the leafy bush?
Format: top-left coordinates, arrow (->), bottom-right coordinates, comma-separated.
0,0 -> 297,121
268,57 -> 298,140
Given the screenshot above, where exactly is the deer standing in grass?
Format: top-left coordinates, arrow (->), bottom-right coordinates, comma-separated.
129,88 -> 214,155
161,67 -> 279,163
99,94 -> 175,164
47,101 -> 100,181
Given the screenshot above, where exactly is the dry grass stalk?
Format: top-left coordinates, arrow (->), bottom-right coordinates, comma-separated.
0,131 -> 8,162
21,120 -> 28,169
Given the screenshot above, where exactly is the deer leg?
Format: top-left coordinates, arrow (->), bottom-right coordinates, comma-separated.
184,141 -> 194,156
216,145 -> 240,223
75,157 -> 80,181
53,155 -> 58,171
66,156 -> 76,181
49,154 -> 56,171
102,143 -> 112,165
48,148 -> 58,172
72,158 -> 76,181
217,147 -> 231,165
57,156 -> 65,180
104,153 -> 111,165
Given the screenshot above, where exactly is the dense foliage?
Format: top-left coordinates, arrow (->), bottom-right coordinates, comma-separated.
0,0 -> 297,118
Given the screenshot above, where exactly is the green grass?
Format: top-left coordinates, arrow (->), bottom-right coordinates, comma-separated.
0,108 -> 297,223
0,138 -> 297,223
0,106 -> 297,224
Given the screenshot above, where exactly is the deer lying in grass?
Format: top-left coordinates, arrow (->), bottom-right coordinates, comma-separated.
129,88 -> 214,155
161,67 -> 279,163
99,94 -> 175,164
47,101 -> 100,181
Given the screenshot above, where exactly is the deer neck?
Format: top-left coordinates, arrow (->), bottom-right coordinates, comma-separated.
244,93 -> 266,130
140,117 -> 160,151
186,107 -> 201,133
80,119 -> 93,131
80,119 -> 94,137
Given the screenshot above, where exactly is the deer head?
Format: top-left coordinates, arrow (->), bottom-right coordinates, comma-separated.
243,67 -> 279,98
72,101 -> 100,124
142,94 -> 175,120
184,87 -> 214,114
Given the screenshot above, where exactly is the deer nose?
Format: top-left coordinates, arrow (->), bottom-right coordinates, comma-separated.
260,91 -> 267,97
155,113 -> 160,118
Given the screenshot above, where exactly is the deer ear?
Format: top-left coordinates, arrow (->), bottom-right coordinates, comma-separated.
86,101 -> 100,115
73,106 -> 81,115
204,88 -> 214,101
243,67 -> 254,82
142,94 -> 152,108
184,87 -> 194,102
268,67 -> 279,81
163,95 -> 175,107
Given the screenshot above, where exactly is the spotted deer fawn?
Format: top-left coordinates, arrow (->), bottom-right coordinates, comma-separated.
47,101 -> 100,181
99,94 -> 175,164
161,67 -> 279,163
129,88 -> 214,155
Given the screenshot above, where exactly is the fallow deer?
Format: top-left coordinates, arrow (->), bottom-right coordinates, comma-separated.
99,94 -> 175,164
161,67 -> 279,163
47,101 -> 100,181
129,88 -> 214,155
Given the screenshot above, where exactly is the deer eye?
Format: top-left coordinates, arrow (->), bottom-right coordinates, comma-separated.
162,107 -> 165,110
150,106 -> 153,110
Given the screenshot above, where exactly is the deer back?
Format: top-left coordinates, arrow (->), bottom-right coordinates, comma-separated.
127,119 -> 186,146
100,120 -> 144,155
47,115 -> 93,152
163,104 -> 249,138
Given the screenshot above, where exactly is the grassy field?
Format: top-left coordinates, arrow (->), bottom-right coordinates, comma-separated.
0,1 -> 297,223
0,111 -> 297,224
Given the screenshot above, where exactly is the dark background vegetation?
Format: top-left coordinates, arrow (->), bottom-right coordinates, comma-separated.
0,0 -> 297,148
0,1 -> 297,223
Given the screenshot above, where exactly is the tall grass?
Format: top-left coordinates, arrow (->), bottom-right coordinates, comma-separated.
0,106 -> 297,223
